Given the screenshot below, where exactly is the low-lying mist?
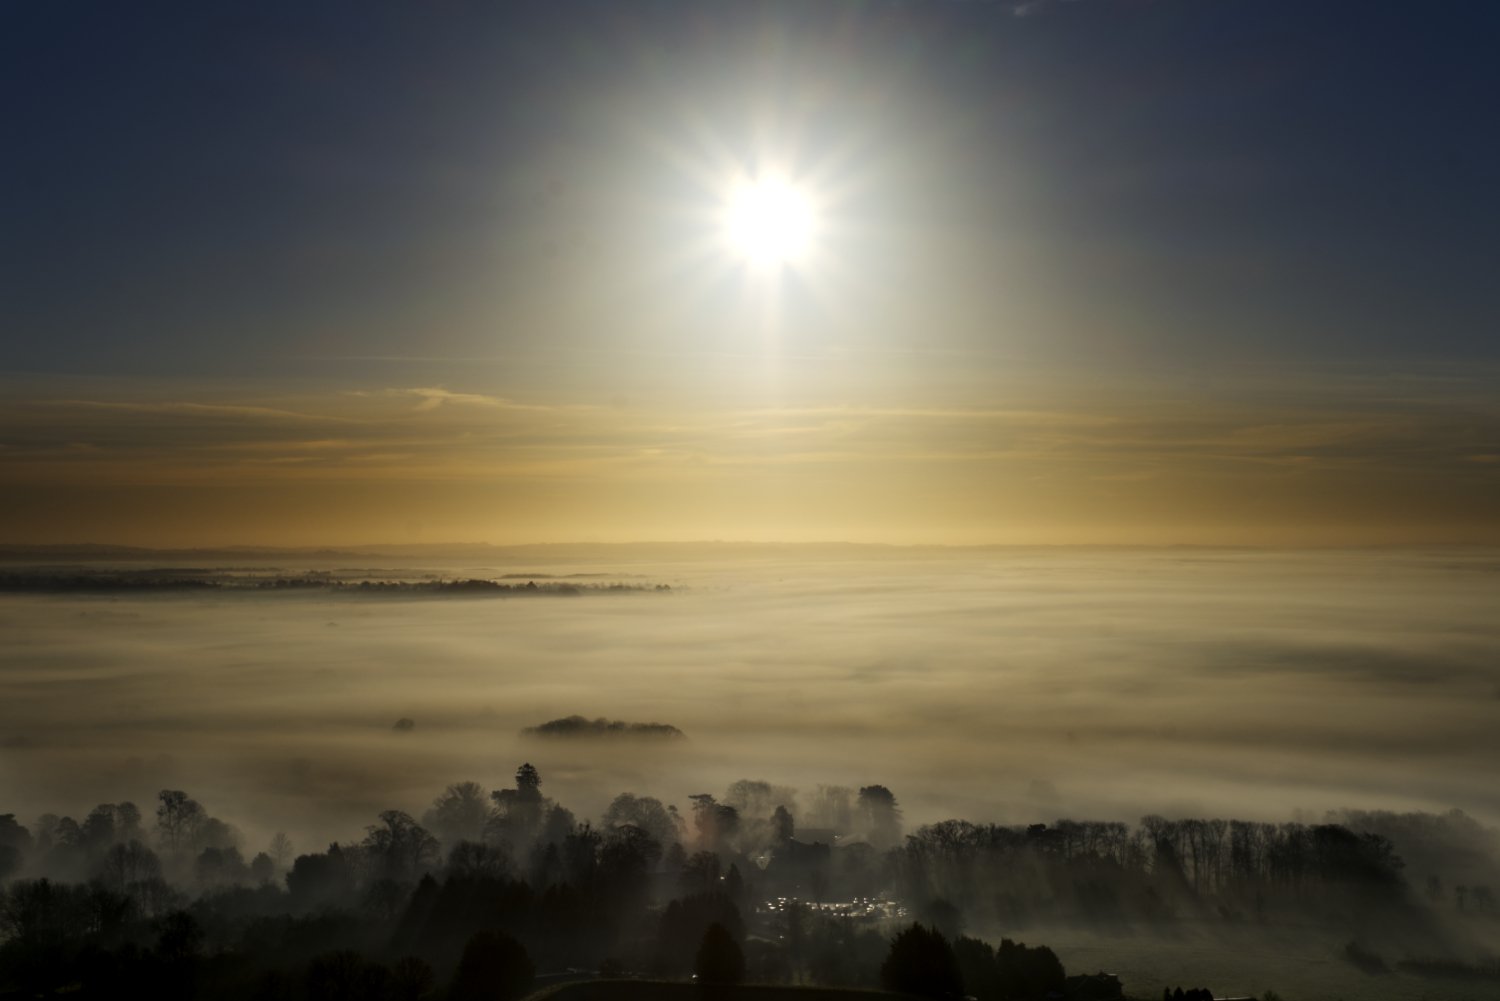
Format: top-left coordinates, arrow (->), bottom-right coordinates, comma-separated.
2,547 -> 1498,851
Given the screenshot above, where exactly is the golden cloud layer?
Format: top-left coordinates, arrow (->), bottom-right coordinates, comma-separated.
1,371 -> 1497,545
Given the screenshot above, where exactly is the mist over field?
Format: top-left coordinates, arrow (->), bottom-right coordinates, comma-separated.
3,547 -> 1497,850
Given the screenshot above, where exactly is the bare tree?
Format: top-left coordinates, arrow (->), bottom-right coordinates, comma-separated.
155,790 -> 205,855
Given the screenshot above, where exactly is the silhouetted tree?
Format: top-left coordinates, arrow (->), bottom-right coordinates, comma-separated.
724,780 -> 799,848
603,793 -> 681,847
287,844 -> 356,910
447,839 -> 512,879
881,922 -> 962,999
0,814 -> 32,881
954,936 -> 1000,1001
490,764 -> 548,848
306,949 -> 391,1001
155,791 -> 205,856
540,803 -> 577,847
681,849 -> 723,896
804,785 -> 855,831
391,954 -> 436,1001
449,929 -> 534,1001
858,785 -> 903,851
195,844 -> 248,888
923,896 -> 963,940
689,794 -> 739,854
80,802 -> 140,855
99,840 -> 161,890
724,863 -> 746,908
154,909 -> 203,1001
696,922 -> 746,984
659,892 -> 743,972
996,938 -> 1065,1000
269,831 -> 295,868
249,851 -> 276,884
363,810 -> 441,883
423,782 -> 493,849
772,805 -> 794,845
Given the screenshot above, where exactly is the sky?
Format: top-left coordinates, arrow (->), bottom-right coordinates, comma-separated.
3,0 -> 1498,546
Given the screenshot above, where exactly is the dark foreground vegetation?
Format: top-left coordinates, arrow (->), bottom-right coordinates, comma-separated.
3,766 -> 1498,1000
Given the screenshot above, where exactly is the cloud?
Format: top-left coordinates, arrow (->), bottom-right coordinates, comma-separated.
2,374 -> 1497,544
402,387 -> 528,412
46,399 -> 349,423
0,550 -> 1496,851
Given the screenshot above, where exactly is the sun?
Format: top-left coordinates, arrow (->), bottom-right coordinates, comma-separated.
723,175 -> 815,267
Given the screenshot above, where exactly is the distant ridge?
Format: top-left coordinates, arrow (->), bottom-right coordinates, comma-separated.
0,544 -> 374,562
0,540 -> 1275,565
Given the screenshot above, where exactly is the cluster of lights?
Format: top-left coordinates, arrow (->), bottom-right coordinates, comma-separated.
760,896 -> 908,919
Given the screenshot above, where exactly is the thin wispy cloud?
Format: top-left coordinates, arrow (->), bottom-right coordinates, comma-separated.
3,376 -> 1497,544
43,399 -> 351,423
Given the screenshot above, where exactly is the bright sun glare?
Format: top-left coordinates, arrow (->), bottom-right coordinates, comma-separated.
724,176 -> 814,267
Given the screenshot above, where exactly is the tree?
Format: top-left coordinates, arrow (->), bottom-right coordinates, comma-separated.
447,839 -> 512,878
603,793 -> 680,847
695,922 -> 746,985
192,816 -> 239,854
540,804 -> 577,847
659,893 -> 744,972
269,831 -> 295,869
804,785 -> 855,831
880,923 -> 962,999
681,850 -> 722,895
423,781 -> 493,848
390,955 -> 435,1001
286,845 -> 355,910
306,949 -> 391,1001
953,936 -> 1000,1001
689,794 -> 740,854
772,805 -> 794,845
80,805 -> 119,852
249,851 -> 275,885
995,938 -> 1065,1000
490,763 -> 548,848
0,814 -> 32,853
724,863 -> 746,907
195,845 -> 248,888
155,909 -> 204,1001
100,840 -> 162,890
155,791 -> 205,855
362,810 -> 441,882
597,824 -> 661,917
450,929 -> 534,1001
724,779 -> 799,837
0,814 -> 33,881
858,785 -> 903,851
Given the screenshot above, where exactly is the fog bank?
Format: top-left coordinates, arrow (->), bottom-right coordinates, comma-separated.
1,548 -> 1496,847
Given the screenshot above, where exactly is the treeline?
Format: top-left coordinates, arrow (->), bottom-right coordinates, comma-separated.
0,573 -> 667,595
893,814 -> 1423,930
3,766 -> 1493,1000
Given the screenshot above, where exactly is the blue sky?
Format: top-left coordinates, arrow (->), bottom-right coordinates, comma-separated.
2,1 -> 1497,544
